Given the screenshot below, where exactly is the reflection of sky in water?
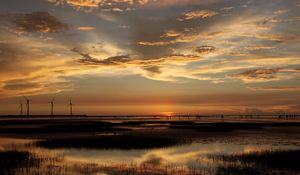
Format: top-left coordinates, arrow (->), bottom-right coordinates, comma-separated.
60,142 -> 298,167
0,137 -> 298,169
0,137 -> 34,151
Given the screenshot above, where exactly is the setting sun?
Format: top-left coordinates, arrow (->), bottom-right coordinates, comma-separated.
161,112 -> 176,117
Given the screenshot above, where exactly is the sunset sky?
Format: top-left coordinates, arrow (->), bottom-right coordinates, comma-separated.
0,0 -> 299,115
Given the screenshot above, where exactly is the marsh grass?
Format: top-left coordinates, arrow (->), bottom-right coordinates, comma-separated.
209,149 -> 300,175
14,163 -> 212,175
1,150 -> 211,175
2,149 -> 300,175
0,150 -> 61,175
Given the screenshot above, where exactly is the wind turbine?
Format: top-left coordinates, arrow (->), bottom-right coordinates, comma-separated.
18,100 -> 23,120
23,96 -> 30,117
49,97 -> 55,117
69,98 -> 73,117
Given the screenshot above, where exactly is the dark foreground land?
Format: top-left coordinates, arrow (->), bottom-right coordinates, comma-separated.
0,116 -> 300,175
1,117 -> 300,148
1,116 -> 300,132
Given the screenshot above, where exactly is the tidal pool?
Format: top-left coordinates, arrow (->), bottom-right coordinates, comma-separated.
0,129 -> 299,175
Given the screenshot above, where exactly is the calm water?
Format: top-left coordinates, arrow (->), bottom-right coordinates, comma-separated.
1,117 -> 300,174
1,128 -> 300,175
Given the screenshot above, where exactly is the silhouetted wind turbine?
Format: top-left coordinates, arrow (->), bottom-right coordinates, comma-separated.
18,100 -> 23,120
49,97 -> 55,117
69,98 -> 73,117
23,96 -> 30,117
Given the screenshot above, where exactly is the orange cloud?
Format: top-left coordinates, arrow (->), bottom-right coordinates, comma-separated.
139,31 -> 199,46
77,26 -> 96,31
161,30 -> 182,38
146,0 -> 217,8
250,87 -> 300,91
49,0 -> 101,8
48,0 -> 217,12
66,0 -> 101,7
194,46 -> 216,54
179,10 -> 218,21
230,68 -> 300,83
230,68 -> 282,82
243,45 -> 275,51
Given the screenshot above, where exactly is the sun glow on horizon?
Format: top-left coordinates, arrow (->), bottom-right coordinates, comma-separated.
161,112 -> 176,117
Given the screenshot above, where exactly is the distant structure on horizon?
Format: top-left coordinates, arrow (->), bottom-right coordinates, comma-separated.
69,98 -> 73,116
15,97 -> 76,118
23,96 -> 30,117
19,100 -> 23,119
49,98 -> 55,116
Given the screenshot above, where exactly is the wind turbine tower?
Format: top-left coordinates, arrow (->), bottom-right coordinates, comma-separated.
19,100 -> 23,119
23,97 -> 30,117
69,98 -> 73,116
49,98 -> 55,117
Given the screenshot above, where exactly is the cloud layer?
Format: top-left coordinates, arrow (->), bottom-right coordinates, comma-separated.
0,0 -> 299,114
14,12 -> 68,34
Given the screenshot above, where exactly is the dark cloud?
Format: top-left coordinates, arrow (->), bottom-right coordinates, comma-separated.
71,47 -> 94,60
79,55 -> 132,65
143,65 -> 162,73
71,47 -> 131,65
102,55 -> 131,64
194,45 -> 216,54
71,46 -> 203,80
231,68 -> 281,81
72,47 -> 202,67
14,12 -> 68,34
3,82 -> 40,90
